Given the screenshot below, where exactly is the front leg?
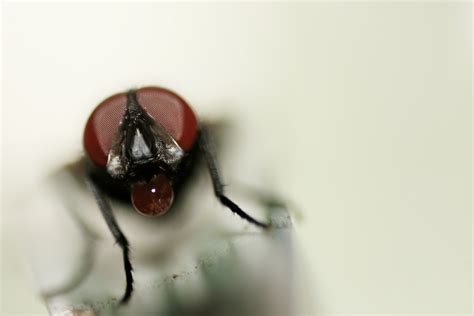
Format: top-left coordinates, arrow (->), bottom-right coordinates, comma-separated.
198,124 -> 270,229
86,173 -> 134,304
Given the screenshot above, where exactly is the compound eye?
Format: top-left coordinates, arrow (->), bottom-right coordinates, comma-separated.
131,174 -> 174,216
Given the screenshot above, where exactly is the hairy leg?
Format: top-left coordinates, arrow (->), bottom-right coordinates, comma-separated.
198,125 -> 270,229
86,174 -> 134,304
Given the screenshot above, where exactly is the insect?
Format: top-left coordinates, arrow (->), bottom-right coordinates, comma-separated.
83,87 -> 270,304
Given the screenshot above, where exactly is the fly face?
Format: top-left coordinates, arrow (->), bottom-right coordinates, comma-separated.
106,91 -> 185,180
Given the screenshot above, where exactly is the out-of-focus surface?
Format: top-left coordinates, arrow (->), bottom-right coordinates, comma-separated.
24,160 -> 296,315
2,2 -> 472,315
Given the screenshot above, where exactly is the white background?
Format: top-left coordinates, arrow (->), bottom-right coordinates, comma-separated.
2,2 -> 472,315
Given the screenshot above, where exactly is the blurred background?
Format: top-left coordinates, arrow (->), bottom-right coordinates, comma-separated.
2,2 -> 472,315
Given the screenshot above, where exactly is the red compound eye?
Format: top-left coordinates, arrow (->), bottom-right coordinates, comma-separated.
83,87 -> 198,167
131,174 -> 174,216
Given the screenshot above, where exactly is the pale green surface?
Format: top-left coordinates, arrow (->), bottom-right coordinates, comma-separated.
2,2 -> 472,315
23,162 -> 294,315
